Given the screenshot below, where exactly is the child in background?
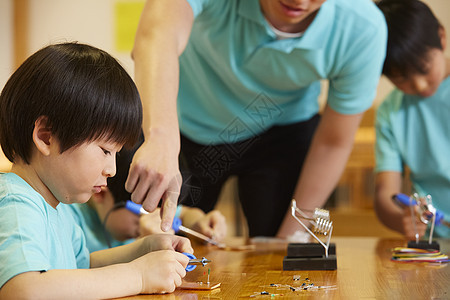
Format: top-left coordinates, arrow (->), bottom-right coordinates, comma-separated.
68,142 -> 227,252
0,43 -> 192,298
374,0 -> 450,239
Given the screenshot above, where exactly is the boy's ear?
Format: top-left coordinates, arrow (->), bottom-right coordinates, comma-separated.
439,26 -> 446,50
32,116 -> 53,156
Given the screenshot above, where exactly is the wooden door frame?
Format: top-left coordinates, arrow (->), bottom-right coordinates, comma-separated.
13,0 -> 28,69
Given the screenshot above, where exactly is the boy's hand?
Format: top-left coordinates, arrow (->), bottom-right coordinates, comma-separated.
191,210 -> 227,242
133,250 -> 188,294
139,208 -> 175,237
145,234 -> 193,254
402,207 -> 427,240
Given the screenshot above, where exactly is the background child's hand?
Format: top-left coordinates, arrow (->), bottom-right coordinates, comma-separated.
191,210 -> 227,242
139,208 -> 175,237
144,234 -> 194,254
132,250 -> 188,294
402,207 -> 427,240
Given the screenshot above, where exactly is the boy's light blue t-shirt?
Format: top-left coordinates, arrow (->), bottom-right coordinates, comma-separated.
0,173 -> 90,288
179,0 -> 387,144
67,203 -> 134,252
375,77 -> 450,237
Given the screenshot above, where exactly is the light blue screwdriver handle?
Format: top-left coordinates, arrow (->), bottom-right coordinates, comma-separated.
183,252 -> 197,272
125,200 -> 147,215
392,193 -> 417,206
125,200 -> 183,230
172,217 -> 183,233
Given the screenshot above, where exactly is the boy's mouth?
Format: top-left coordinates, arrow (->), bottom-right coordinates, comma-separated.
92,186 -> 103,193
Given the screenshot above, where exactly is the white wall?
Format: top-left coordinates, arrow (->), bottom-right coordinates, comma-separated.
27,0 -> 135,76
0,0 -> 13,90
0,0 -> 13,170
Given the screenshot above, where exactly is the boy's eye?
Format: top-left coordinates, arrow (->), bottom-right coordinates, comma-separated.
102,148 -> 111,155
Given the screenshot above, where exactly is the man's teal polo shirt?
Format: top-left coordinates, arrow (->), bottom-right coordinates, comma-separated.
180,0 -> 387,144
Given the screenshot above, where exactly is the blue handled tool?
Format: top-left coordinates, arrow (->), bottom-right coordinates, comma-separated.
172,217 -> 220,246
392,193 -> 449,248
183,252 -> 211,272
392,193 -> 445,225
125,200 -> 149,215
125,200 -> 219,245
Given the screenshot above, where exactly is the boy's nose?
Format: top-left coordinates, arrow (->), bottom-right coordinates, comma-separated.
103,158 -> 117,178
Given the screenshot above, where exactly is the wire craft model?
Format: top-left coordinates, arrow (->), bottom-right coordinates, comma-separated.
283,200 -> 337,270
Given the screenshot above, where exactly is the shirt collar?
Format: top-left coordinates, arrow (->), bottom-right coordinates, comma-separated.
238,0 -> 335,52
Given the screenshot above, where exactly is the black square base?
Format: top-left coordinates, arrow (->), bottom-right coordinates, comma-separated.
407,240 -> 440,251
287,243 -> 336,257
283,243 -> 337,270
283,255 -> 337,270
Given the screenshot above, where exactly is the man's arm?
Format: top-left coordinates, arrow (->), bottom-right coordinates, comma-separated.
276,105 -> 363,238
127,0 -> 194,231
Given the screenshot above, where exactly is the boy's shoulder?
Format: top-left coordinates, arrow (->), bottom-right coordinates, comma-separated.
0,173 -> 41,201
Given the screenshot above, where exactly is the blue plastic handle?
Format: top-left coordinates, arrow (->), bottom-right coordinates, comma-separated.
125,200 -> 184,232
435,210 -> 444,224
172,217 -> 182,233
125,200 -> 144,215
392,193 -> 418,206
183,252 -> 197,272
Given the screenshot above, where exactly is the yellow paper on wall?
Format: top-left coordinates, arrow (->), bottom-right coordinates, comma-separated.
114,1 -> 145,52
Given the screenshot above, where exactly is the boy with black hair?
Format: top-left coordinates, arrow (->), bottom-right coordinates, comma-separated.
0,42 -> 192,298
375,0 -> 450,239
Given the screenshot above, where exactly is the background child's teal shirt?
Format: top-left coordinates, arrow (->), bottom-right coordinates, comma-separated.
376,77 -> 450,237
68,203 -> 134,252
179,0 -> 387,144
0,173 -> 89,288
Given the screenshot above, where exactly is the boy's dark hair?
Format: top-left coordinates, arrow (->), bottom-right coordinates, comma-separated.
377,0 -> 442,77
0,42 -> 142,164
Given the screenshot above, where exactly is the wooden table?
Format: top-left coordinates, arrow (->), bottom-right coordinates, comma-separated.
122,237 -> 450,299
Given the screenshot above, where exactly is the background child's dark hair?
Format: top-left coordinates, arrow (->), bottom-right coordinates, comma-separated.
107,133 -> 143,204
0,42 -> 142,164
377,0 -> 443,77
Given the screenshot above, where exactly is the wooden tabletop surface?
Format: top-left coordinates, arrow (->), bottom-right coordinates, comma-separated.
121,237 -> 450,299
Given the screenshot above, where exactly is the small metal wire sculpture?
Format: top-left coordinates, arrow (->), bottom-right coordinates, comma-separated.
409,193 -> 436,244
290,199 -> 333,257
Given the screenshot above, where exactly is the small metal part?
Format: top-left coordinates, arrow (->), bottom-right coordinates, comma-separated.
188,257 -> 211,267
